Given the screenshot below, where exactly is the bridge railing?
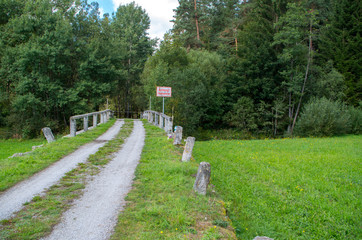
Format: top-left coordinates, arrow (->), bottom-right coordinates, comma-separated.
142,110 -> 173,134
70,109 -> 112,137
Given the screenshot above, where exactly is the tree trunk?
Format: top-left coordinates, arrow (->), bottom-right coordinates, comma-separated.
194,0 -> 200,42
291,21 -> 313,135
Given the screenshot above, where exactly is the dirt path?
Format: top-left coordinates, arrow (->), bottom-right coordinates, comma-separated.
0,120 -> 124,221
44,120 -> 145,240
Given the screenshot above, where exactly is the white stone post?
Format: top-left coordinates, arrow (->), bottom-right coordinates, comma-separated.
100,113 -> 104,123
93,114 -> 97,127
83,115 -> 88,132
70,118 -> 76,137
173,126 -> 183,145
103,112 -> 107,122
193,162 -> 211,195
165,117 -> 173,134
155,113 -> 159,125
159,114 -> 164,129
42,127 -> 55,143
182,137 -> 196,162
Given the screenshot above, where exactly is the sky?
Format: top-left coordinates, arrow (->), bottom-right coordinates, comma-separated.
97,0 -> 179,40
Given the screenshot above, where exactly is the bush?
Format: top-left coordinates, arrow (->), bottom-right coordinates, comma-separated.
295,97 -> 351,136
347,105 -> 362,134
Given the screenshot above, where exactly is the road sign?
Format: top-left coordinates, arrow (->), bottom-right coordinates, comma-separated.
156,87 -> 172,97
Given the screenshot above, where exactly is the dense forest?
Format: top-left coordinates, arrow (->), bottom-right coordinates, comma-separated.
145,0 -> 361,137
0,0 -> 361,138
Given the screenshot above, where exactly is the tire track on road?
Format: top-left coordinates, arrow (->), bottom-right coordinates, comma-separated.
44,120 -> 145,240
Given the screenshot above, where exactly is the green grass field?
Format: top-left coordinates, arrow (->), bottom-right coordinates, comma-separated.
0,139 -> 46,160
193,135 -> 362,239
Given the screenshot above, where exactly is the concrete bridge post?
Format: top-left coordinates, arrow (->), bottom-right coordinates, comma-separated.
83,115 -> 88,132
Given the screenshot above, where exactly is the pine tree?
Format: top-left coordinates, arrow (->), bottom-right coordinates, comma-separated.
319,0 -> 361,105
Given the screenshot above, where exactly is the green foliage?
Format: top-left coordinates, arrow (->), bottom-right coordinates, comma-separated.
347,105 -> 362,134
142,44 -> 225,135
295,97 -> 351,136
224,96 -> 257,132
0,0 -> 154,137
318,0 -> 361,105
193,135 -> 362,239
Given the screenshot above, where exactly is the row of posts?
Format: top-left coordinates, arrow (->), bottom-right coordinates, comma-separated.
142,111 -> 210,196
143,110 -> 173,134
70,109 -> 112,137
174,126 -> 211,196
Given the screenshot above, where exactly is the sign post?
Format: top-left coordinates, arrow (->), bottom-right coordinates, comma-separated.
156,86 -> 172,114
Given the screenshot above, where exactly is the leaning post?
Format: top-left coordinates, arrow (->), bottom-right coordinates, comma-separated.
182,137 -> 196,162
193,162 -> 211,195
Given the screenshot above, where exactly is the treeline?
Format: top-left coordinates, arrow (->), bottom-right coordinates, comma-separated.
0,0 -> 154,137
143,0 -> 361,137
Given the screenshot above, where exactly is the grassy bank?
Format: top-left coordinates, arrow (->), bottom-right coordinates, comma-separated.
111,121 -> 236,240
0,139 -> 46,160
0,119 -> 116,192
0,120 -> 134,240
193,135 -> 362,239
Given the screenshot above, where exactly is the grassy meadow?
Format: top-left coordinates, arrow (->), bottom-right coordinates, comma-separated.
0,139 -> 46,160
193,135 -> 362,239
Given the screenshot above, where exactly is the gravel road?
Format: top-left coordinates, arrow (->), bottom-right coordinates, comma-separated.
0,120 -> 124,221
44,120 -> 145,240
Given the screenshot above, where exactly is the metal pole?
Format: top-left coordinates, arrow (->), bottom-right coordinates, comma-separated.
163,97 -> 165,114
150,96 -> 151,110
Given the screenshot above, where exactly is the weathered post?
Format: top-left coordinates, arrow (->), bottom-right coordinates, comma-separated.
70,118 -> 76,137
148,111 -> 152,122
83,115 -> 88,132
193,162 -> 211,195
93,113 -> 97,127
42,127 -> 55,143
100,113 -> 104,123
155,113 -> 159,125
103,112 -> 107,123
159,114 -> 164,129
182,137 -> 195,162
253,237 -> 274,240
165,116 -> 173,134
173,126 -> 183,145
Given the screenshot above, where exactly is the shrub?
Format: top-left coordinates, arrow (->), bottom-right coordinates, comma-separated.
295,97 -> 351,136
347,105 -> 362,134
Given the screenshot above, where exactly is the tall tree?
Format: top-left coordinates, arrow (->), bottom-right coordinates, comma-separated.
273,2 -> 317,135
112,2 -> 154,117
318,0 -> 361,105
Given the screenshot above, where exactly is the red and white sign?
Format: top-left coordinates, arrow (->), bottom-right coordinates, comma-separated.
156,86 -> 172,97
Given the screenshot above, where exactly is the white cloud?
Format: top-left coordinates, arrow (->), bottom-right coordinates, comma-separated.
112,0 -> 179,40
99,7 -> 105,17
